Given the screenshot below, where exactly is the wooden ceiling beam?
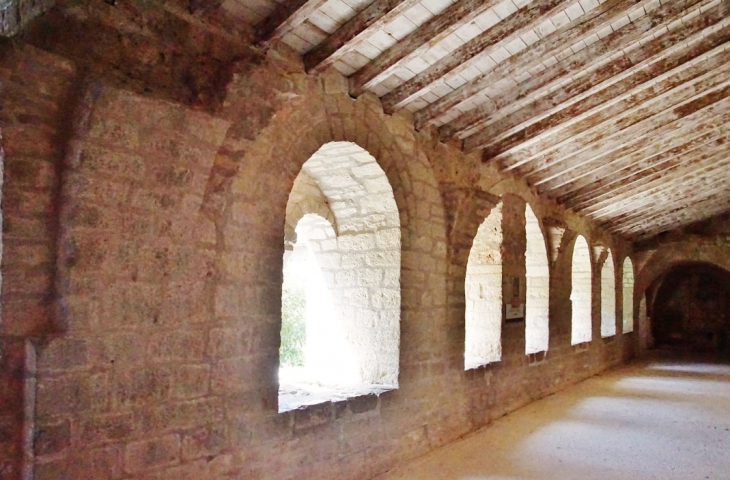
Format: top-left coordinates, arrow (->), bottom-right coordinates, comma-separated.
516,84 -> 730,185
548,116 -> 730,203
563,129 -> 730,208
255,0 -> 331,48
347,0 -> 504,97
607,188 -> 730,236
575,148 -> 730,216
532,70 -> 730,192
589,169 -> 730,222
467,17 -> 730,154
414,0 -> 710,129
379,0 -> 568,113
615,197 -> 730,238
457,0 -> 729,148
302,0 -> 423,73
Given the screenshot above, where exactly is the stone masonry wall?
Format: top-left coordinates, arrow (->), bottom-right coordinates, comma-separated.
0,31 -> 640,480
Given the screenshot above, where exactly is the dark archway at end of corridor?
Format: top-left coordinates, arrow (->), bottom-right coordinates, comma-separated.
650,262 -> 730,354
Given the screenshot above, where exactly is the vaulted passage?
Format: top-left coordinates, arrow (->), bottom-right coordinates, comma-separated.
650,262 -> 730,354
4,1 -> 730,477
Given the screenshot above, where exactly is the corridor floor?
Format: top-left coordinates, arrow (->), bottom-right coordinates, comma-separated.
378,353 -> 730,480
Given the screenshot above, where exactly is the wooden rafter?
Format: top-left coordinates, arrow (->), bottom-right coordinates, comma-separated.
531,70 -> 730,191
303,0 -> 423,73
509,84 -> 730,182
379,0 -> 569,112
348,0 -> 506,96
562,129 -> 730,207
465,13 -> 730,153
579,150 -> 730,216
255,0 -> 331,47
413,0 -> 701,129
601,181 -> 730,234
591,171 -> 730,222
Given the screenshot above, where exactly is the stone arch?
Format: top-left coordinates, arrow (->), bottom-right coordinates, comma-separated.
525,203 -> 549,354
284,170 -> 337,248
571,235 -> 592,345
623,257 -> 635,333
224,93 -> 449,414
279,142 -> 402,410
636,242 -> 730,298
600,249 -> 616,338
465,201 -> 503,369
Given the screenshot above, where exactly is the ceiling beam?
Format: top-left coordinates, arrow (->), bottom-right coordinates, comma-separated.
563,129 -> 730,207
575,147 -> 730,215
590,169 -> 730,223
514,84 -> 730,184
379,0 -> 568,112
607,186 -> 730,236
302,0 -> 423,73
615,197 -> 730,238
532,69 -> 730,191
414,0 -> 711,129
457,0 -> 728,148
465,15 -> 730,153
348,0 -> 505,97
255,0 -> 332,48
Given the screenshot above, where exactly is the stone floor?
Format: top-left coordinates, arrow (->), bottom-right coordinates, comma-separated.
377,351 -> 730,480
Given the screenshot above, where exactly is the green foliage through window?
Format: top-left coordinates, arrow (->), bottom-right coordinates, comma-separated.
280,283 -> 306,367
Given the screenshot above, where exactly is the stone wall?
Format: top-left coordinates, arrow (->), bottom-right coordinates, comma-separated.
0,26 -> 641,480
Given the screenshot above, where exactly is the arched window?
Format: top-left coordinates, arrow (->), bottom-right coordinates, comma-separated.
465,202 -> 502,369
525,204 -> 549,354
571,235 -> 592,345
601,249 -> 616,337
623,257 -> 635,333
279,142 -> 401,412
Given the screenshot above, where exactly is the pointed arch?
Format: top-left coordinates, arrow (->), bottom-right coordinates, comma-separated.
465,201 -> 503,369
571,235 -> 592,345
623,257 -> 635,333
525,204 -> 549,354
279,142 -> 401,411
601,250 -> 616,338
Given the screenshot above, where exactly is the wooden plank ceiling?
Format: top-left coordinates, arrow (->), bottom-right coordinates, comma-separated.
225,0 -> 730,241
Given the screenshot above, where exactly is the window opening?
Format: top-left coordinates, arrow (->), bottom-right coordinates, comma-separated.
601,249 -> 616,337
623,257 -> 635,333
525,205 -> 549,354
279,142 -> 401,412
571,235 -> 592,345
465,202 -> 503,369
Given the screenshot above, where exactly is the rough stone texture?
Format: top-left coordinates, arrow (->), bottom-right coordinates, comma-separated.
0,17 -> 645,480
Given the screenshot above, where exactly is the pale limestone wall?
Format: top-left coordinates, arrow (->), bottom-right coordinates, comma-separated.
525,204 -> 549,354
623,257 -> 635,333
465,202 -> 503,369
601,250 -> 617,338
571,235 -> 592,345
284,171 -> 336,247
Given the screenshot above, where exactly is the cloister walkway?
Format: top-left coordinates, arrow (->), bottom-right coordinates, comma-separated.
378,351 -> 730,480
